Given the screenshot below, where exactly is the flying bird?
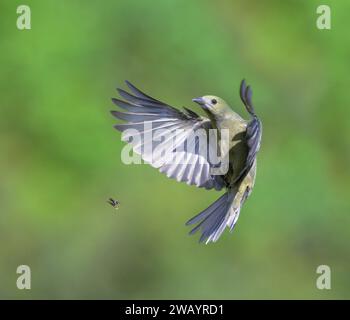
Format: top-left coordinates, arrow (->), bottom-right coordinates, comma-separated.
110,80 -> 262,243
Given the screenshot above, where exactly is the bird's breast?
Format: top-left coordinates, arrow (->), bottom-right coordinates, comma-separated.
215,118 -> 248,184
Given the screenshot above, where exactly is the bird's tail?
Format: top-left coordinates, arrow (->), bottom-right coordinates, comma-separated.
186,189 -> 243,244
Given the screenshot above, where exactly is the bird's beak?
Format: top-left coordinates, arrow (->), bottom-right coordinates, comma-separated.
192,97 -> 205,106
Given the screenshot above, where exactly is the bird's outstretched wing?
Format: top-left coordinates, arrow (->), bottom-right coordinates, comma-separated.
111,81 -> 225,190
233,80 -> 262,184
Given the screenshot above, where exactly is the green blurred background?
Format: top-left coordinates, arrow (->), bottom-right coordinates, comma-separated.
1,0 -> 349,299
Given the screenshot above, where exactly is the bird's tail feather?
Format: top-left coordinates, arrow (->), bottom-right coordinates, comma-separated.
186,190 -> 241,244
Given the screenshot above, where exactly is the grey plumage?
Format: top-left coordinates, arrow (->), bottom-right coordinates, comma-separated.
111,82 -> 225,191
110,80 -> 262,243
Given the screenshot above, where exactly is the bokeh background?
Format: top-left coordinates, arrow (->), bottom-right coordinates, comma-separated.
1,0 -> 349,299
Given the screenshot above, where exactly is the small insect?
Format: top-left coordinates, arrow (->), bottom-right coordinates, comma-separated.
107,198 -> 120,209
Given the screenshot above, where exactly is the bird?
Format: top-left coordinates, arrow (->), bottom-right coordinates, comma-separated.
110,80 -> 262,243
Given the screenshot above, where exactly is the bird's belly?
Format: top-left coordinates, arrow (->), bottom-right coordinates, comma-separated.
228,140 -> 248,181
216,120 -> 247,184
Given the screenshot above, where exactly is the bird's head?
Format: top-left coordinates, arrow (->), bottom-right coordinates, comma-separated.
192,95 -> 230,117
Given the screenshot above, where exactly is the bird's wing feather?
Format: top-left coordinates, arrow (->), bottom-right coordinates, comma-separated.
111,81 -> 225,190
245,117 -> 262,170
234,117 -> 262,184
232,80 -> 262,184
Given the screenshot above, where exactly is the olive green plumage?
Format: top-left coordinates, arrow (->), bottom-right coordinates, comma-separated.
111,80 -> 262,243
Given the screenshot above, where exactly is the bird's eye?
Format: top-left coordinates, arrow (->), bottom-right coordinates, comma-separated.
211,99 -> 217,105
